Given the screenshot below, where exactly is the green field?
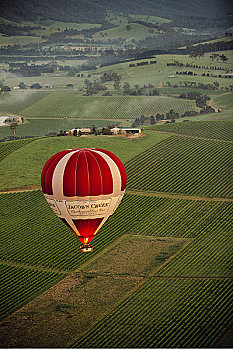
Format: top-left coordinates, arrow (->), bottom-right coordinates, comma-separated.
214,92 -> 233,109
0,34 -> 45,46
0,137 -> 38,161
0,131 -> 169,190
0,33 -> 233,347
0,190 -> 232,347
0,90 -> 51,115
0,118 -> 118,139
74,279 -> 233,348
93,23 -> 159,42
20,93 -> 199,118
147,120 -> 233,141
126,135 -> 233,198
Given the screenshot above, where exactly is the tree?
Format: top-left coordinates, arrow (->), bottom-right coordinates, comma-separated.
18,82 -> 26,89
219,54 -> 228,63
84,79 -> 93,96
140,115 -> 145,125
150,115 -> 156,125
10,122 -> 18,140
123,82 -> 131,95
31,83 -> 42,89
1,86 -> 11,92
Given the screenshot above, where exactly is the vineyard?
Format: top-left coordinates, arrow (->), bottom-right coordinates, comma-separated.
0,138 -> 38,161
0,115 -> 233,347
125,134 -> 233,198
0,190 -> 232,326
0,91 -> 51,115
0,264 -> 63,320
20,93 -> 199,119
74,279 -> 233,348
147,120 -> 233,141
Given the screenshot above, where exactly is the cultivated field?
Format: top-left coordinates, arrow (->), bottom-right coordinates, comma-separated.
20,93 -> 199,118
126,135 -> 233,198
0,42 -> 233,348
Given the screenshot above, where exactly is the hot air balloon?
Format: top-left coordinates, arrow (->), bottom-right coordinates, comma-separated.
41,148 -> 127,252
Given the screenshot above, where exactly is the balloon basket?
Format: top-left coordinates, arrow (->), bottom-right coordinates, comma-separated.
80,244 -> 93,253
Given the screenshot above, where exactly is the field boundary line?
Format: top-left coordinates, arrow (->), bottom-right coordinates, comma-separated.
0,185 -> 41,194
146,130 -> 233,143
126,189 -> 233,202
1,188 -> 232,203
0,259 -> 70,275
67,236 -> 193,348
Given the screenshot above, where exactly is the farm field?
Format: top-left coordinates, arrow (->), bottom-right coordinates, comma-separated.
0,131 -> 169,190
147,120 -> 233,141
0,137 -> 38,161
20,93 -> 199,118
2,50 -> 233,93
0,118 -> 117,139
74,279 -> 233,348
0,234 -> 189,347
126,134 -> 233,198
92,23 -> 159,42
0,90 -> 51,116
0,17 -> 233,347
0,190 -> 232,347
0,34 -> 45,46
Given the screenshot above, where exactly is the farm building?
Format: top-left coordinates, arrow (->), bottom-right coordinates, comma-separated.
110,128 -> 141,135
122,128 -> 141,134
68,128 -> 92,136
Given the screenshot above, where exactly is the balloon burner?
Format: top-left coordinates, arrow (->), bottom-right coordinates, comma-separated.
80,244 -> 93,253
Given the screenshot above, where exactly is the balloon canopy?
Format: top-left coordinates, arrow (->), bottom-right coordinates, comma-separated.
41,148 -> 127,252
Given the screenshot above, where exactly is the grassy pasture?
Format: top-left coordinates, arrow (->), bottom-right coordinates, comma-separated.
1,51 -> 233,93
106,12 -> 171,26
214,92 -> 233,109
1,75 -> 86,90
0,131 -> 169,190
0,118 -> 116,139
0,34 -> 45,46
95,52 -> 233,89
93,23 -> 159,42
20,93 -> 199,118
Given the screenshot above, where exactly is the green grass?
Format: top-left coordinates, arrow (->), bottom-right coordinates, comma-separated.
2,51 -> 233,93
0,131 -> 169,190
93,23 -> 159,42
106,11 -> 171,26
0,34 -> 45,46
148,120 -> 233,141
0,118 -> 117,139
214,92 -> 233,109
0,138 -> 38,161
125,135 -> 233,198
20,93 -> 199,118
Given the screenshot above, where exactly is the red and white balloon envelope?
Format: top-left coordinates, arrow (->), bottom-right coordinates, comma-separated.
41,148 -> 127,252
